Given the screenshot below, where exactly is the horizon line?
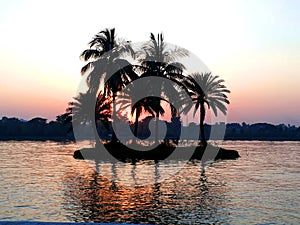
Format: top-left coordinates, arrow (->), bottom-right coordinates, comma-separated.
1,115 -> 299,127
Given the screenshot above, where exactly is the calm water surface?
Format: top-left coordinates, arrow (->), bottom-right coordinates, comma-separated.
0,141 -> 299,224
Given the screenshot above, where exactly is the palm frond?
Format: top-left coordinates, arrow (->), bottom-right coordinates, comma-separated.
80,49 -> 103,61
183,72 -> 230,121
81,62 -> 93,75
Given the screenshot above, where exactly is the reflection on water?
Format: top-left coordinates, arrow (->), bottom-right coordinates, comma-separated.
62,161 -> 227,224
0,141 -> 299,224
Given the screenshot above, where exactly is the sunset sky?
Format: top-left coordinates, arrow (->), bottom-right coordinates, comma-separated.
0,0 -> 299,125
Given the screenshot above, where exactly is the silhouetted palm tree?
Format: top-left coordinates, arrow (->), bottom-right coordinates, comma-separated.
138,33 -> 189,144
104,65 -> 139,142
80,28 -> 137,142
131,98 -> 159,138
117,93 -> 162,140
80,28 -> 136,93
184,72 -> 230,144
80,28 -> 134,75
65,91 -> 111,145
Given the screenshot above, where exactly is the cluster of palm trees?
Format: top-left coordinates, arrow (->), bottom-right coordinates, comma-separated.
65,28 -> 230,146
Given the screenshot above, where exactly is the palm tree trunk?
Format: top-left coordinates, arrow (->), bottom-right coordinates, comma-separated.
112,94 -> 117,143
200,103 -> 206,145
155,111 -> 159,145
133,110 -> 139,143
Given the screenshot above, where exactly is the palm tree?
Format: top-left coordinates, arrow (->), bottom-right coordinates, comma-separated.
184,72 -> 230,145
65,91 -> 111,146
104,64 -> 139,142
80,28 -> 137,142
117,92 -> 161,140
138,33 -> 189,144
80,28 -> 134,75
80,28 -> 136,94
131,98 -> 158,138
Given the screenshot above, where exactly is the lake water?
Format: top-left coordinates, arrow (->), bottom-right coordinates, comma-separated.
0,141 -> 299,224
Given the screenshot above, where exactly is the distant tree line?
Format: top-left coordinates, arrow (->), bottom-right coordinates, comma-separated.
0,116 -> 71,141
0,116 -> 299,141
223,122 -> 300,141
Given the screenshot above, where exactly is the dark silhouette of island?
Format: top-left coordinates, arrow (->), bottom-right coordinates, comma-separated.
0,116 -> 299,141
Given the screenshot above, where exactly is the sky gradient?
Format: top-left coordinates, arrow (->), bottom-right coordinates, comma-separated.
0,0 -> 299,125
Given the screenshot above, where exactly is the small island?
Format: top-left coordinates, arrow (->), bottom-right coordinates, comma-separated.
73,142 -> 240,162
64,28 -> 238,162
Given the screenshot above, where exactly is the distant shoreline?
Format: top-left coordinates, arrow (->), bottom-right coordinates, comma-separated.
1,116 -> 299,142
